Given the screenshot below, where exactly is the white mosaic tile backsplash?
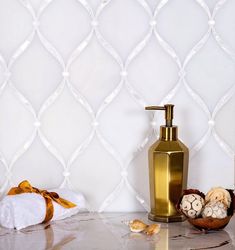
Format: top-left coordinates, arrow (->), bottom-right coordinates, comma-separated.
0,0 -> 234,211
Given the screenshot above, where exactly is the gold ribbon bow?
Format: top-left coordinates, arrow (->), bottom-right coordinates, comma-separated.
7,180 -> 76,223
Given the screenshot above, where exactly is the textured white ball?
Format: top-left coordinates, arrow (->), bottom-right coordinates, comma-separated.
202,201 -> 227,219
180,194 -> 205,218
205,187 -> 231,209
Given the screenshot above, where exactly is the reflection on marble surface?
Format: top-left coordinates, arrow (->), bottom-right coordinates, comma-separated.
0,212 -> 234,250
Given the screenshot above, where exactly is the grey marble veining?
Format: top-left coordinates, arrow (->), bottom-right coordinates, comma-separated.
0,212 -> 235,250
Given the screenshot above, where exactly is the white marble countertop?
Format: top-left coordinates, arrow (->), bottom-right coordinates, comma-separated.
0,212 -> 235,250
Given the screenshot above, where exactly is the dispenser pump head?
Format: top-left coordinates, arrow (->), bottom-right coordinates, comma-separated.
145,104 -> 174,127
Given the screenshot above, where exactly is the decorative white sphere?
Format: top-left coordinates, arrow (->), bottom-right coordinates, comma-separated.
180,194 -> 205,218
202,201 -> 227,219
205,187 -> 231,209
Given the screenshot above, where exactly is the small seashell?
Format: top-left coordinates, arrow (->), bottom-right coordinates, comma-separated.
205,187 -> 231,209
122,219 -> 148,233
143,224 -> 161,236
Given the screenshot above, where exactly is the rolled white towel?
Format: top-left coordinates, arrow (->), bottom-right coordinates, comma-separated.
0,189 -> 86,230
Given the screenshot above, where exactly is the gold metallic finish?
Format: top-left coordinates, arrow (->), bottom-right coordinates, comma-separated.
145,104 -> 174,127
146,104 -> 189,222
160,126 -> 178,141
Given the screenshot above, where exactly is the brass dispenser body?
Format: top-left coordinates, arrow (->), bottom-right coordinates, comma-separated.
146,104 -> 189,222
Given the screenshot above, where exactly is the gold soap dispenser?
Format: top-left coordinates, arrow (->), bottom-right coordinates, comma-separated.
145,104 -> 189,222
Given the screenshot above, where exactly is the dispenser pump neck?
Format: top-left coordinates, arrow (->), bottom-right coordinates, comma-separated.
145,104 -> 177,141
145,104 -> 174,127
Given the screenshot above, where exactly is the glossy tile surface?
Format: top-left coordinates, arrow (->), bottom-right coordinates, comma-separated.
0,0 -> 235,212
0,212 -> 235,250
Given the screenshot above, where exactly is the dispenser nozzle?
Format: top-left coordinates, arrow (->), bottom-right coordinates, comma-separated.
145,104 -> 174,127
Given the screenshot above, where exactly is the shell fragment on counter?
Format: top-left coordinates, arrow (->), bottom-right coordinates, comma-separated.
122,219 -> 148,233
180,194 -> 205,218
205,187 -> 231,209
122,219 -> 160,235
202,201 -> 227,219
143,224 -> 161,236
